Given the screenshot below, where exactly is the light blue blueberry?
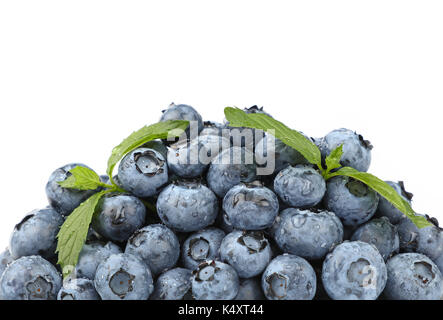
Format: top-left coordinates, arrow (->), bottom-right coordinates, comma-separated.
182,228 -> 225,270
191,260 -> 240,300
9,207 -> 64,261
273,165 -> 326,208
272,208 -> 343,260
92,193 -> 146,242
324,176 -> 379,227
156,180 -> 218,232
118,148 -> 168,198
0,255 -> 62,300
261,254 -> 317,300
150,268 -> 192,300
94,253 -> 154,300
235,278 -> 265,300
167,139 -> 209,178
57,278 -> 100,300
125,224 -> 180,276
220,230 -> 272,278
223,182 -> 279,230
160,103 -> 204,139
322,241 -> 387,300
384,253 -> 443,300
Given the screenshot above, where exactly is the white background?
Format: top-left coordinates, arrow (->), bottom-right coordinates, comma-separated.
0,1 -> 442,248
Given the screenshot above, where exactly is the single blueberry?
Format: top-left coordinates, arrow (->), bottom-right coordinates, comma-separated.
207,146 -> 257,198
160,103 -> 203,140
262,254 -> 317,300
273,165 -> 326,208
318,128 -> 372,172
167,139 -> 209,178
9,207 -> 64,261
46,163 -> 100,216
351,217 -> 399,261
272,208 -> 343,260
384,253 -> 443,300
94,253 -> 154,300
220,230 -> 272,278
322,241 -> 387,300
150,268 -> 192,300
157,179 -> 219,232
223,182 -> 279,230
182,228 -> 225,270
125,224 -> 180,276
118,148 -> 168,198
235,277 -> 265,300
92,193 -> 146,242
0,256 -> 62,300
324,176 -> 379,227
191,260 -> 239,300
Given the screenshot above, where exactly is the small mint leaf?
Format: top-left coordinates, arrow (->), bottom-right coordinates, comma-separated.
325,144 -> 344,173
56,190 -> 111,278
106,120 -> 189,184
328,167 -> 431,229
57,166 -> 103,191
224,107 -> 322,168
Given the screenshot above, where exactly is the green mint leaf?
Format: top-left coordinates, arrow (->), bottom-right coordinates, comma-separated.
57,166 -> 104,190
328,167 -> 431,229
325,144 -> 344,173
56,190 -> 111,278
224,107 -> 322,168
106,120 -> 189,184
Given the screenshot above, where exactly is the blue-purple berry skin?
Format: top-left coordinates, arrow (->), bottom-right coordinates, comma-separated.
385,253 -> 443,300
9,207 -> 64,261
150,268 -> 192,300
262,254 -> 317,300
273,165 -> 326,208
324,176 -> 379,228
182,228 -> 225,270
57,278 -> 100,300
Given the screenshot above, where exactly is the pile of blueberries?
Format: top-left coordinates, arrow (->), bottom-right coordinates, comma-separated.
1,104 -> 443,300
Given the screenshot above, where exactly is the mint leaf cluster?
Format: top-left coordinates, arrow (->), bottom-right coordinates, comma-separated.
224,107 -> 430,229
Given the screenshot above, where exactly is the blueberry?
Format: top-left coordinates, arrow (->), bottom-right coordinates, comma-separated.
261,254 -> 317,300
376,181 -> 413,224
0,256 -> 62,300
117,148 -> 168,198
324,176 -> 379,227
125,224 -> 180,276
46,163 -> 100,216
318,128 -> 372,172
141,140 -> 168,159
150,268 -> 192,300
273,165 -> 326,208
9,207 -> 64,261
182,228 -> 225,270
216,211 -> 235,234
207,146 -> 257,198
223,182 -> 279,230
397,215 -> 443,261
322,241 -> 387,300
235,278 -> 265,300
255,133 -> 309,175
351,217 -> 399,261
95,253 -> 153,300
92,193 -> 146,242
191,260 -> 239,300
434,254 -> 443,275
272,208 -> 343,260
57,278 -> 100,300
220,230 -> 272,278
384,253 -> 443,300
156,180 -> 219,232
167,139 -> 209,178
71,241 -> 122,280
160,103 -> 203,139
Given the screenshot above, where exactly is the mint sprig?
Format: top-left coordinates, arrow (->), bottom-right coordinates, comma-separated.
224,107 -> 431,229
56,119 -> 189,277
